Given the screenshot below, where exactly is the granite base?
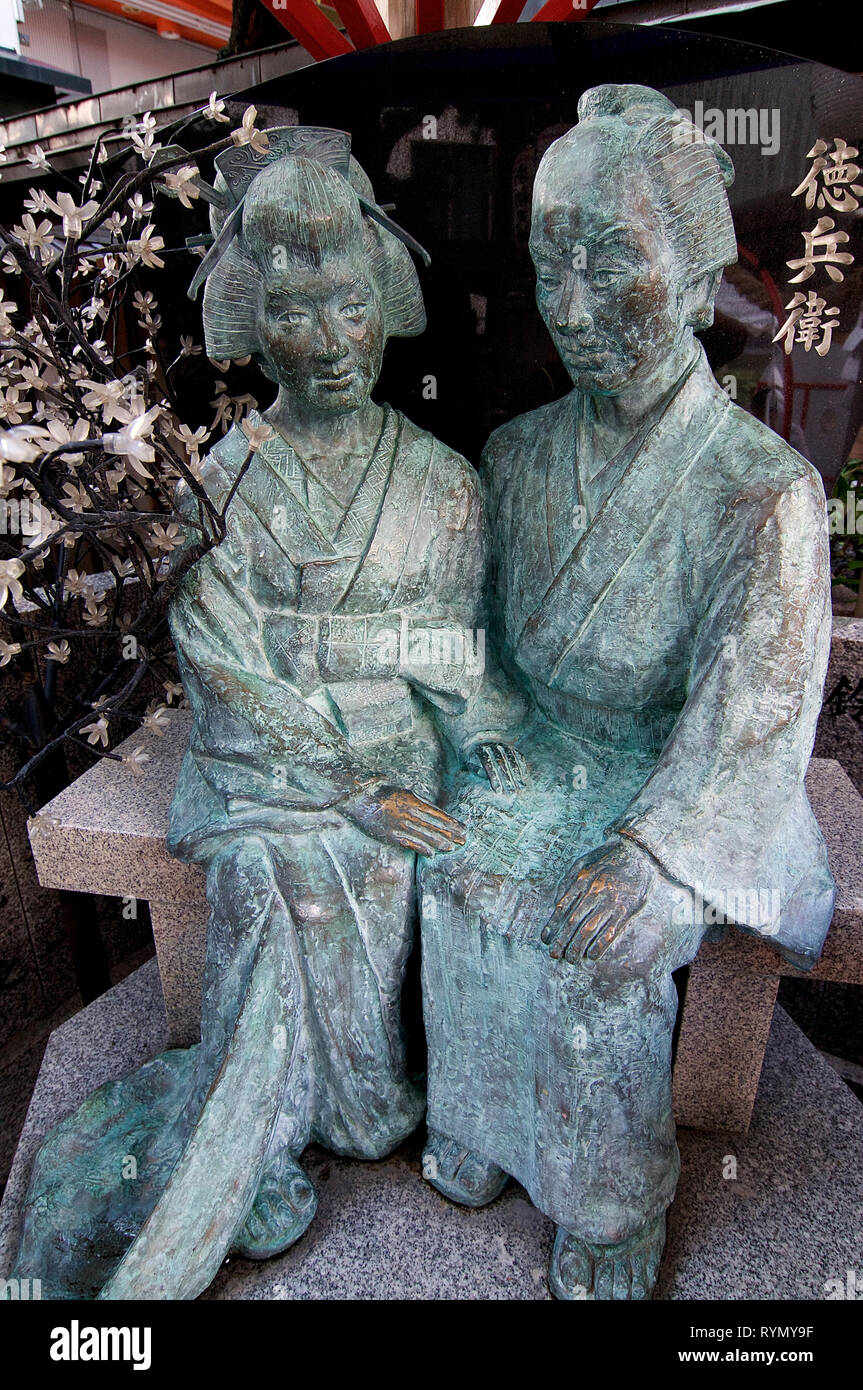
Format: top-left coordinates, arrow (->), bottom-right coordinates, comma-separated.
2,960 -> 862,1300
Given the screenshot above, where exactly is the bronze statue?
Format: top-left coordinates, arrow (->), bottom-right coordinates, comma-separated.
12,128 -> 512,1300
419,84 -> 835,1301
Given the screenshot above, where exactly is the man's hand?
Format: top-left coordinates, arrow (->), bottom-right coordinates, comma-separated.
541,837 -> 659,963
476,743 -> 528,795
341,783 -> 466,856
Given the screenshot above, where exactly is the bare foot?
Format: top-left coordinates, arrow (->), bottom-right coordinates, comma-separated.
549,1213 -> 666,1300
422,1128 -> 510,1208
231,1150 -> 317,1261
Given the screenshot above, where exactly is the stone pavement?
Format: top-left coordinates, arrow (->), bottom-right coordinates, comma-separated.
2,960 -> 862,1300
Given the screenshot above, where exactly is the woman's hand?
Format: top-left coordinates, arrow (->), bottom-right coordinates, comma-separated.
541,837 -> 661,963
476,743 -> 528,795
341,783 -> 466,856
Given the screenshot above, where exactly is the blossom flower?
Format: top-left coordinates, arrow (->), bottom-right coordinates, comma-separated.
128,224 -> 165,269
79,378 -> 127,424
12,213 -> 55,265
0,290 -> 18,333
133,290 -> 157,314
45,639 -> 71,663
46,418 -> 90,465
103,403 -> 160,482
131,132 -> 160,164
0,388 -> 32,425
80,714 -> 110,747
81,296 -> 108,326
0,424 -> 50,463
179,336 -> 202,357
141,705 -> 171,736
46,192 -> 100,240
26,144 -> 51,172
70,337 -> 110,367
162,164 -> 200,209
63,568 -> 89,597
20,362 -> 59,392
174,422 -> 209,453
61,480 -> 91,512
24,507 -> 63,565
163,680 -> 184,704
0,558 -> 25,610
149,522 -> 183,553
129,112 -> 160,163
127,192 -> 154,220
23,188 -> 52,214
104,466 -> 126,492
204,91 -> 230,123
0,638 -> 22,666
20,316 -> 45,343
231,106 -> 269,155
240,417 -> 274,451
123,745 -> 151,775
82,597 -> 108,626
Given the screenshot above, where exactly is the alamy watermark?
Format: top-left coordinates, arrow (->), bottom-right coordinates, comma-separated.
671,883 -> 781,933
50,1320 -> 152,1370
0,497 -> 43,536
828,490 -> 863,535
672,101 -> 780,157
0,1276 -> 41,1299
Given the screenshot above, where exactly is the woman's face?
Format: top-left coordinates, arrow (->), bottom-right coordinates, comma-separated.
530,130 -> 688,395
258,251 -> 385,415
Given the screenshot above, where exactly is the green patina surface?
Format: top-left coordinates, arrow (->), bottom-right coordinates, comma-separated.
12,89 -> 835,1303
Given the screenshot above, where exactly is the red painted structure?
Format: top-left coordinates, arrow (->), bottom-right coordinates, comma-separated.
259,0 -> 602,60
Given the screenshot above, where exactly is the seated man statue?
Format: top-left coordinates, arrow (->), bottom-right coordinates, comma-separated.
418,84 -> 835,1301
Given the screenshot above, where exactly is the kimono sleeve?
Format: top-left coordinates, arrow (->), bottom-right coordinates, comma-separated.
612,468 -> 835,962
406,444 -> 528,756
168,459 -> 386,811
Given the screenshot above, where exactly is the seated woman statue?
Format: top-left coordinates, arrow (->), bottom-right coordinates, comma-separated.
418,84 -> 835,1301
13,128 -> 512,1300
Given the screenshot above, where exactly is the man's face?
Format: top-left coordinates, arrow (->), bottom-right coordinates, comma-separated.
259,252 -> 385,415
530,131 -> 685,394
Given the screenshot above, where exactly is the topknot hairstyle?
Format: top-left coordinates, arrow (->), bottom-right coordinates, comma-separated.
534,84 -> 737,324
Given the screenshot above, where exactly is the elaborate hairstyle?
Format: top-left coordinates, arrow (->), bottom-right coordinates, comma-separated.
534,84 -> 737,327
197,127 -> 426,361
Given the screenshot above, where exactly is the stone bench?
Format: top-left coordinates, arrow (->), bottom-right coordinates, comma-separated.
26,712 -> 863,1133
28,711 -> 208,1050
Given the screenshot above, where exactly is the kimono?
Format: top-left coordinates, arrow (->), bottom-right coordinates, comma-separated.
419,348 -> 835,1246
13,405 -> 486,1300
